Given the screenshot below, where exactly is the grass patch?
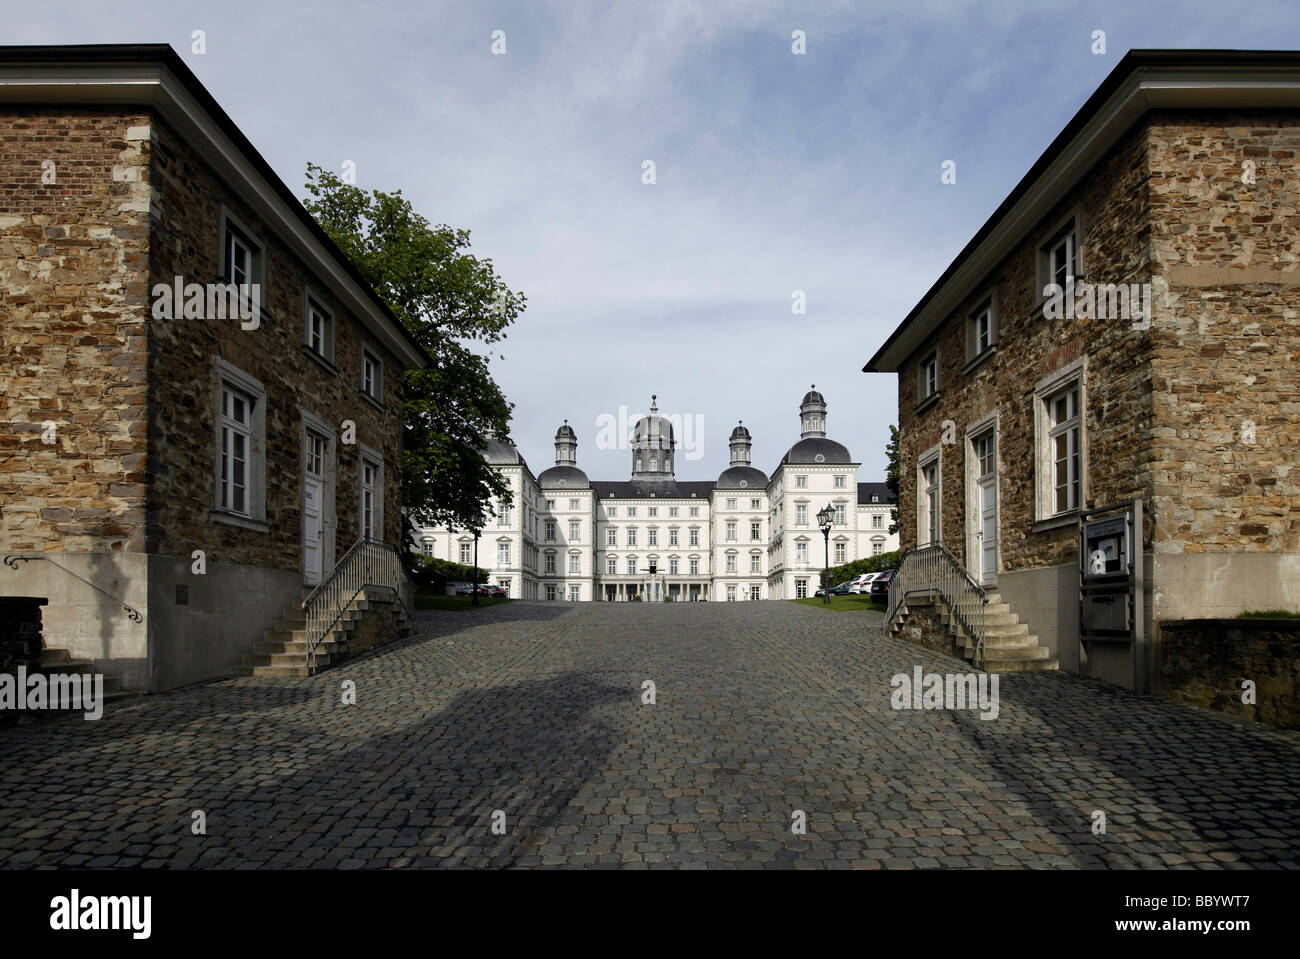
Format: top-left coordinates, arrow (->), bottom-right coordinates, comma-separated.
1237,609 -> 1300,619
791,594 -> 886,613
414,594 -> 513,611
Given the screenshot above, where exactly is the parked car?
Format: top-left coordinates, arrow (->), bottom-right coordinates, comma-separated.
869,569 -> 896,601
848,572 -> 879,594
814,580 -> 855,597
454,584 -> 474,596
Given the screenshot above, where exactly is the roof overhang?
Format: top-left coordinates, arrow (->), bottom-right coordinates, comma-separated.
0,44 -> 428,369
864,50 -> 1300,374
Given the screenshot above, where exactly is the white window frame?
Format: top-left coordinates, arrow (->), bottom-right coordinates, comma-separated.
361,348 -> 382,403
358,443 -> 384,542
1033,356 -> 1088,521
966,295 -> 996,363
220,208 -> 263,319
304,291 -> 334,364
917,444 -> 942,546
918,349 -> 940,404
212,358 -> 267,525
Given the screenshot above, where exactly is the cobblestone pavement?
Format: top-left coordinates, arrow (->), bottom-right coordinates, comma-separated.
2,601 -> 1298,869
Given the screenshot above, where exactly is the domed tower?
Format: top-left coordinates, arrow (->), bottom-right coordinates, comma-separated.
554,420 -> 577,465
799,385 -> 827,438
631,395 -> 677,494
728,421 -> 752,466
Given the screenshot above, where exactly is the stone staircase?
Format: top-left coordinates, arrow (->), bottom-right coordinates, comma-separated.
36,648 -> 126,695
238,587 -> 412,679
890,589 -> 1058,672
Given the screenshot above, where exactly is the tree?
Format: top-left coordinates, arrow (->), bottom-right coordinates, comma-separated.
885,424 -> 900,536
302,163 -> 525,531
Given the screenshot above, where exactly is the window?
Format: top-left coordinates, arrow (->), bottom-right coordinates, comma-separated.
569,498 -> 579,511
834,475 -> 845,489
422,542 -> 433,557
726,555 -> 737,573
1045,222 -> 1078,293
648,507 -> 658,517
727,585 -> 737,601
872,542 -> 883,556
607,557 -> 617,574
569,554 -> 580,574
796,542 -> 808,565
569,586 -> 580,602
796,579 -> 808,599
460,543 -> 472,564
796,505 -> 808,526
834,506 -> 845,525
669,507 -> 679,518
751,522 -> 761,541
689,559 -> 699,575
649,457 -> 657,472
627,507 -> 638,518
608,506 -> 616,517
545,584 -> 557,601
648,528 -> 658,547
546,499 -> 555,510
607,528 -> 617,546
726,521 -> 736,541
498,543 -> 510,565
219,383 -> 252,515
545,521 -> 556,541
627,528 -> 637,547
498,506 -> 511,527
918,350 -> 939,402
569,520 -> 580,542
1049,384 -> 1081,514
688,506 -> 699,518
669,559 -> 678,575
726,498 -> 737,510
627,558 -> 637,575
689,529 -> 699,547
873,514 -> 883,529
921,458 -> 940,544
305,296 -> 333,361
545,553 -> 556,574
669,529 -> 679,547
750,585 -> 761,601
360,457 -> 381,541
222,215 -> 261,315
750,555 -> 761,574
751,499 -> 761,509
795,475 -> 807,489
968,299 -> 995,359
835,542 -> 846,564
361,349 -> 381,402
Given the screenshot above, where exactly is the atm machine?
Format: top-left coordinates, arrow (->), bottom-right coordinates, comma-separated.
1078,499 -> 1146,692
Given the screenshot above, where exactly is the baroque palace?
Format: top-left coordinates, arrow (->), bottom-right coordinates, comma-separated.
415,390 -> 897,600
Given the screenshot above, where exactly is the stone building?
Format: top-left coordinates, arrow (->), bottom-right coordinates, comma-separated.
864,50 -> 1300,685
0,45 -> 427,690
417,391 -> 897,600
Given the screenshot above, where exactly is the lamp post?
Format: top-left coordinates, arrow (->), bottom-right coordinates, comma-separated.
472,527 -> 481,607
817,503 -> 835,605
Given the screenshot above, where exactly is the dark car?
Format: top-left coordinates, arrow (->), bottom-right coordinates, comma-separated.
869,569 -> 896,601
814,580 -> 855,597
455,584 -> 474,596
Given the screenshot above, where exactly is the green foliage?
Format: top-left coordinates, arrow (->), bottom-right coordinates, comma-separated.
406,553 -> 480,590
824,550 -> 900,587
885,424 -> 900,536
1237,609 -> 1300,619
303,163 -> 526,531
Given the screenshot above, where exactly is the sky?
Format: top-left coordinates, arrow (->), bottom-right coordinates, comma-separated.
10,1 -> 1300,483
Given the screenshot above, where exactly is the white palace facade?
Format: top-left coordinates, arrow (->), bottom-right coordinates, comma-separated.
414,389 -> 898,600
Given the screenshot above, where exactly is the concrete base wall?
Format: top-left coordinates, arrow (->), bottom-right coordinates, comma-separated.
993,564 -> 1080,674
0,552 -> 150,689
147,555 -> 302,692
1150,552 -> 1300,621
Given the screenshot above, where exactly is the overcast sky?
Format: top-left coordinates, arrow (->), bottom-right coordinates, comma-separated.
12,1 -> 1300,483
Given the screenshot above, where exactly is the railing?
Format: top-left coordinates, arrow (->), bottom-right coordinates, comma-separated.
886,542 -> 988,668
3,554 -> 143,622
301,538 -> 414,666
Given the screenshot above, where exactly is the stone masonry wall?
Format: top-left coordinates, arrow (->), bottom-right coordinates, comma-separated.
1146,111 -> 1300,555
897,122 -> 1158,573
0,109 -> 152,553
145,112 -> 407,573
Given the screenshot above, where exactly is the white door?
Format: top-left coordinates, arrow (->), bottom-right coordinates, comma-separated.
303,431 -> 326,585
975,433 -> 997,585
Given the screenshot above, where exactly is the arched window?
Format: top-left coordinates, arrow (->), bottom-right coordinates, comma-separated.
650,457 -> 658,472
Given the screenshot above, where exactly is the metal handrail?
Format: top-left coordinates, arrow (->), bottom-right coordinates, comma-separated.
886,542 -> 989,668
3,554 -> 143,622
301,537 -> 414,666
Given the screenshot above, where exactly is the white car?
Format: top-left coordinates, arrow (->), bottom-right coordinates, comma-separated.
848,573 -> 878,594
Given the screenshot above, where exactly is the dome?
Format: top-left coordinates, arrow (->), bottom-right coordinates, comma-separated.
481,437 -> 521,465
716,465 -> 768,489
633,414 -> 674,443
782,437 -> 852,464
801,388 -> 825,407
537,465 -> 589,489
555,422 -> 576,440
729,423 -> 751,441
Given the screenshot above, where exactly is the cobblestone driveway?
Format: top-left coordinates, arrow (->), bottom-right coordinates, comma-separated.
2,601 -> 1298,869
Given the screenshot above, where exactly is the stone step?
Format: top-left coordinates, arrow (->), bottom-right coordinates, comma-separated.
237,663 -> 317,678
242,651 -> 331,668
254,638 -> 338,655
963,642 -> 1052,662
982,657 -> 1060,673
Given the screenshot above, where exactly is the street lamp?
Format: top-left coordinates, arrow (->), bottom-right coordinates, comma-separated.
817,503 -> 835,605
472,526 -> 481,607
